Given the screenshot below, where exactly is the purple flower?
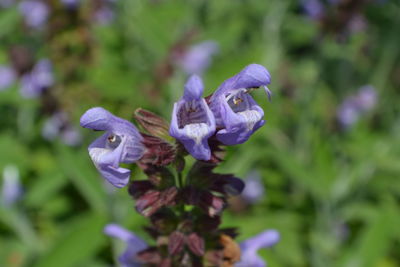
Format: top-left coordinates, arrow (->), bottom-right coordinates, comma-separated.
169,75 -> 216,161
241,171 -> 264,204
60,0 -> 80,9
104,224 -> 147,267
355,85 -> 377,111
337,101 -> 358,127
1,165 -> 23,206
0,0 -> 15,9
18,0 -> 49,29
20,59 -> 54,98
94,7 -> 114,24
94,0 -> 117,25
301,0 -> 325,20
0,65 -> 16,91
236,230 -> 280,267
43,113 -> 65,138
60,127 -> 82,146
80,107 -> 145,188
347,14 -> 367,34
179,41 -> 219,75
209,64 -> 271,145
337,85 -> 377,128
42,112 -> 82,146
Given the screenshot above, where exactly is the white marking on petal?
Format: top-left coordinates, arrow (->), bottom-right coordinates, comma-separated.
237,110 -> 262,131
183,123 -> 209,144
89,147 -> 112,168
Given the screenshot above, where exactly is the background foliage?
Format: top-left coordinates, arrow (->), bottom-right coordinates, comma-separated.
0,0 -> 399,266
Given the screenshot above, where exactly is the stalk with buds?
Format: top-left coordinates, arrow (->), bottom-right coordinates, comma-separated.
80,64 -> 279,267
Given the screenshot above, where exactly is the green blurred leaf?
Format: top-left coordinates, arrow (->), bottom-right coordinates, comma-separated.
33,213 -> 107,267
56,144 -> 107,213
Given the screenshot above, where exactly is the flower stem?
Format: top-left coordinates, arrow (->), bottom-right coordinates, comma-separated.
177,171 -> 184,188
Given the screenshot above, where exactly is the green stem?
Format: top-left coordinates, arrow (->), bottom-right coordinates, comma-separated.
176,171 -> 186,216
177,171 -> 184,188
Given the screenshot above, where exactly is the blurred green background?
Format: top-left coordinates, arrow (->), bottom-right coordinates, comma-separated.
1,0 -> 399,266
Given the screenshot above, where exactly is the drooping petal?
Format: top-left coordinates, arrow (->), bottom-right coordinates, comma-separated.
104,224 -> 147,267
240,230 -> 280,251
235,252 -> 265,267
236,230 -> 280,267
88,134 -> 131,188
104,224 -> 147,247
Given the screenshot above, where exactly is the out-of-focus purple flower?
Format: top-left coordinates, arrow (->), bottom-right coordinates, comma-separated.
235,230 -> 280,267
209,64 -> 271,145
1,165 -> 23,206
337,101 -> 359,127
337,85 -> 377,128
0,0 -> 15,8
179,41 -> 219,75
169,75 -> 216,161
42,112 -> 82,146
356,85 -> 377,111
42,112 -> 68,140
301,0 -> 325,20
347,14 -> 367,34
60,0 -> 80,9
241,171 -> 264,204
18,0 -> 49,29
327,0 -> 340,4
104,224 -> 147,267
334,221 -> 349,241
0,65 -> 16,91
94,6 -> 115,25
80,107 -> 145,188
20,59 -> 54,98
60,127 -> 82,146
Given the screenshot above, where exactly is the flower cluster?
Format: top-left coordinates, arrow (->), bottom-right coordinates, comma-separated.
337,85 -> 377,128
0,58 -> 54,99
300,0 -> 370,38
19,0 -> 49,29
80,64 -> 278,266
170,64 -> 272,160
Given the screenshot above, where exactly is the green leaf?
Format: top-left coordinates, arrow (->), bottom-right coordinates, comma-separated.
56,144 -> 107,213
33,213 -> 108,267
25,172 -> 67,208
